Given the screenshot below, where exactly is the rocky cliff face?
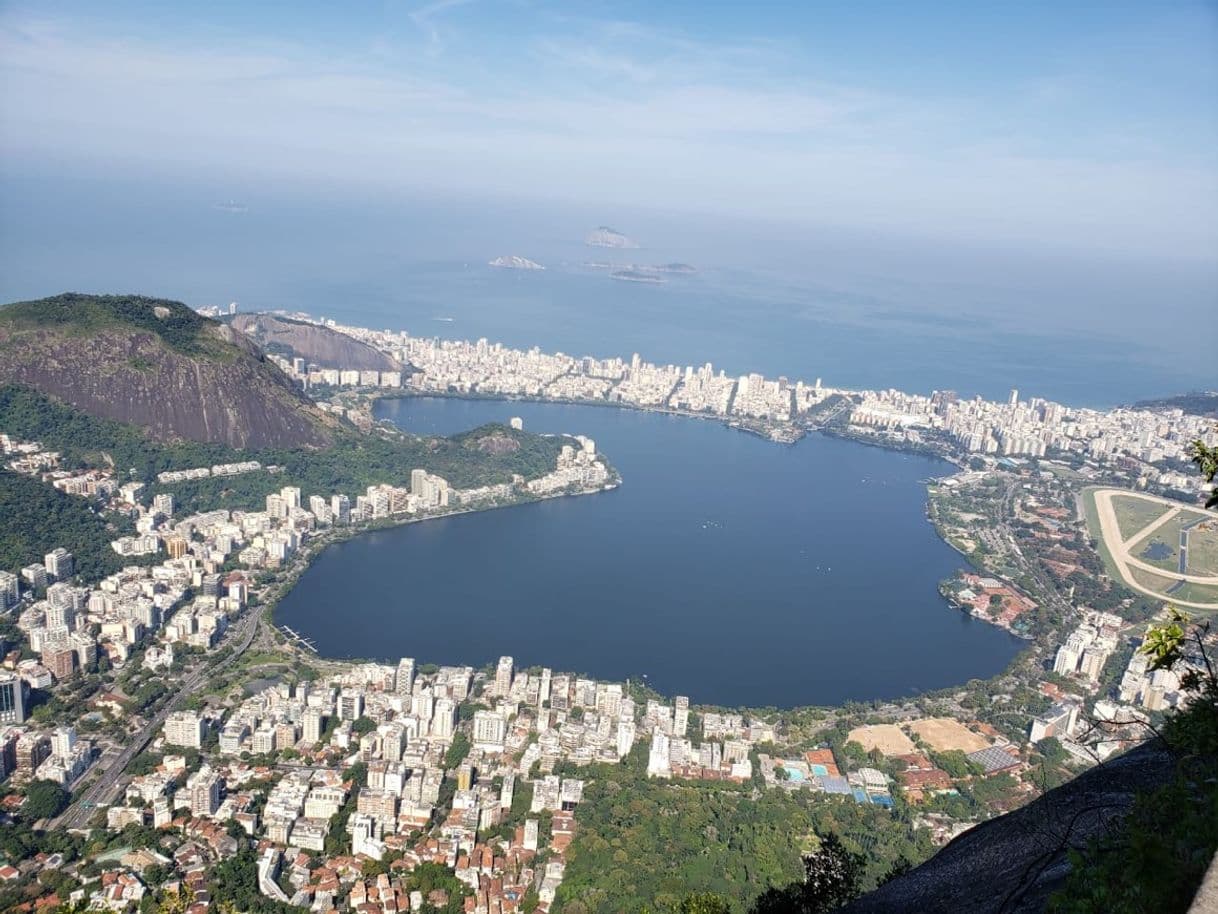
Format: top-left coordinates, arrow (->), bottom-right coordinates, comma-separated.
839,740 -> 1178,914
0,294 -> 336,450
231,313 -> 402,372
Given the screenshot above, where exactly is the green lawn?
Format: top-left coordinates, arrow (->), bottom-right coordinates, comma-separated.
1129,565 -> 1179,598
1183,518 -> 1218,577
1111,494 -> 1172,543
1125,566 -> 1218,609
1165,580 -> 1218,608
1128,511 -> 1213,575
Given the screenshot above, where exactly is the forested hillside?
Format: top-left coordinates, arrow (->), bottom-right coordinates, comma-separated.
0,384 -> 569,514
0,468 -> 126,579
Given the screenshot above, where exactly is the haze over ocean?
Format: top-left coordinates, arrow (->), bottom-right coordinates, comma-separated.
0,171 -> 1211,409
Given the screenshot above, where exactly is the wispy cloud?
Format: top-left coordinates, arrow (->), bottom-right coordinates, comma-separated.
0,9 -> 1214,261
408,0 -> 478,53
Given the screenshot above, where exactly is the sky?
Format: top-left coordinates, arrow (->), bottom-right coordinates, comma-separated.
1,0 -> 1217,262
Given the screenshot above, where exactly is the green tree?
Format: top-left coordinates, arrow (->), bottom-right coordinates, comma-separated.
443,731 -> 471,769
679,893 -> 734,914
1190,436 -> 1218,508
749,834 -> 865,914
24,780 -> 71,819
1050,609 -> 1218,913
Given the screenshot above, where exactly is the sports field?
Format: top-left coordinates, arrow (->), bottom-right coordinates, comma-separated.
908,717 -> 990,754
846,724 -> 915,757
1113,495 -> 1174,542
1085,488 -> 1218,610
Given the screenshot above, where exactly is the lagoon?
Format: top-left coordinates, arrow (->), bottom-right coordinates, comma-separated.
274,397 -> 1022,707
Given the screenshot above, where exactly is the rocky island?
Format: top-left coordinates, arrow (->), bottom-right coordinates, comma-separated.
585,225 -> 639,248
611,269 -> 665,284
488,255 -> 545,271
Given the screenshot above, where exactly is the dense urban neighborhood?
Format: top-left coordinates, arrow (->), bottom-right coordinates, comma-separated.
0,309 -> 1215,913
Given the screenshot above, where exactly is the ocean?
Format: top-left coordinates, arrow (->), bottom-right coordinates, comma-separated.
1,169 -> 1212,408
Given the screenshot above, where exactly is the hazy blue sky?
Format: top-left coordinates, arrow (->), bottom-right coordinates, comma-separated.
2,1 -> 1216,261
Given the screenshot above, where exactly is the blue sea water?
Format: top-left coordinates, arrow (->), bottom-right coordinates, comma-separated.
274,398 -> 1024,707
0,170 -> 1212,407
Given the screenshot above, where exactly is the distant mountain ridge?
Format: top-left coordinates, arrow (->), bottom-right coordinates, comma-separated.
0,293 -> 337,450
230,312 -> 402,373
1131,390 -> 1218,418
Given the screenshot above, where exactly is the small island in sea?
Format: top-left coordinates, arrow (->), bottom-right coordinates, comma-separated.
611,269 -> 665,284
489,255 -> 545,270
584,261 -> 695,275
585,225 -> 639,248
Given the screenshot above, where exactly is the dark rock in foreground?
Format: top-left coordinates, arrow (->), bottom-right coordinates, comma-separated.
840,740 -> 1177,914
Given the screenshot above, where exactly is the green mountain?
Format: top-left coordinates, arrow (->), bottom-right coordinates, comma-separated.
0,293 -> 337,450
0,293 -> 575,525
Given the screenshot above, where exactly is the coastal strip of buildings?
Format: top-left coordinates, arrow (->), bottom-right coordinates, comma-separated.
267,311 -> 1214,498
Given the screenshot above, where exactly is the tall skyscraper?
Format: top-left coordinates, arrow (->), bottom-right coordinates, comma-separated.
411,468 -> 428,497
43,549 -> 74,581
302,707 -> 323,744
616,720 -> 636,759
0,672 -> 25,724
51,726 -> 76,759
0,570 -> 19,610
189,768 -> 222,816
472,710 -> 507,751
495,656 -> 514,697
396,657 -> 416,696
165,711 -> 204,749
674,696 -> 690,737
647,730 -> 671,777
538,668 -> 552,709
1008,389 -> 1019,408
338,689 -> 364,721
331,494 -> 351,524
431,697 -> 456,740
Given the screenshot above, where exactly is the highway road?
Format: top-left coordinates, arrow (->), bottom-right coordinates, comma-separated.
52,604 -> 263,831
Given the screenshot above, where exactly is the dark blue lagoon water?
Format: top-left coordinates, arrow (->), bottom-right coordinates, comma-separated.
275,398 -> 1023,707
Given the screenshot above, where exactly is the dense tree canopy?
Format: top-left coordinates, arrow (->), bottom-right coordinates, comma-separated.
23,780 -> 72,820
555,748 -> 932,913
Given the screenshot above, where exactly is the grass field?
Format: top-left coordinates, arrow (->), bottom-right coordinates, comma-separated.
1111,493 -> 1173,543
1129,517 -> 1183,573
1129,564 -> 1180,595
1126,564 -> 1218,607
1127,510 -> 1218,575
1166,580 -> 1218,605
1184,519 -> 1218,577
